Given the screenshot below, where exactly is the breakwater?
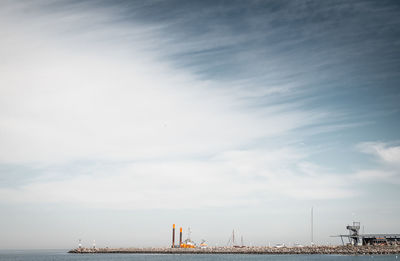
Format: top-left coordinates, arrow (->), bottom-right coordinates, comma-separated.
69,245 -> 400,255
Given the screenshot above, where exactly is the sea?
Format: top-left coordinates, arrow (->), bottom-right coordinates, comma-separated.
0,250 -> 398,261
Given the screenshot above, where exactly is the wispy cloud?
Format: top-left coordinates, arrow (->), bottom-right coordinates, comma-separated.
352,169 -> 396,182
357,141 -> 400,165
1,1 -> 400,249
0,0 -> 399,211
352,141 -> 400,185
0,147 -> 356,209
0,0 -> 343,209
0,0 -> 329,166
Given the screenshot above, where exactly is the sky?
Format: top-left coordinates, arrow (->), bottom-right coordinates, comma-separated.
0,0 -> 400,249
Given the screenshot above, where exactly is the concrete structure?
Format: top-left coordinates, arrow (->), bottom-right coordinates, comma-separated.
337,222 -> 400,246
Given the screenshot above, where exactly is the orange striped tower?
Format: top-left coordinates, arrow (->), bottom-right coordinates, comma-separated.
179,227 -> 183,247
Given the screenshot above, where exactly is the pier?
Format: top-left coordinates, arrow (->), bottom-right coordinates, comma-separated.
69,245 -> 400,255
70,222 -> 400,255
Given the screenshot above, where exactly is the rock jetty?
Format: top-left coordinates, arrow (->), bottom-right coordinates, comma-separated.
69,245 -> 400,255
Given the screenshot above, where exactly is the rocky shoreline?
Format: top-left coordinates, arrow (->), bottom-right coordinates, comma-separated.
69,245 -> 400,255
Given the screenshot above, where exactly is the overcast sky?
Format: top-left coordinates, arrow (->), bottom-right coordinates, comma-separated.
0,0 -> 400,249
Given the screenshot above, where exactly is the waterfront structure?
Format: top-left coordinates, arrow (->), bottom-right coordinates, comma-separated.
181,227 -> 196,248
171,224 -> 197,248
69,245 -> 400,255
337,222 -> 400,246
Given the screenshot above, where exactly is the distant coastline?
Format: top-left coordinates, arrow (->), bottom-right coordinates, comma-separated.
69,245 -> 400,255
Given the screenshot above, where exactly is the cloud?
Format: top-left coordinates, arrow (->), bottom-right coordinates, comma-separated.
0,148 -> 356,209
357,141 -> 400,165
0,0 -> 355,208
0,1 -> 398,210
0,0 -> 325,165
352,169 -> 396,182
353,141 -> 400,184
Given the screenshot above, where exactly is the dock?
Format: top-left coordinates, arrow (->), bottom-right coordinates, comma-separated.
69,245 -> 400,255
70,222 -> 400,255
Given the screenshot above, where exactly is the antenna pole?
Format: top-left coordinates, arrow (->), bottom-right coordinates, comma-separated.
188,227 -> 191,241
311,207 -> 314,246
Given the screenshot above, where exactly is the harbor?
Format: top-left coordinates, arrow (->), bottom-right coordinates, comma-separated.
66,217 -> 400,256
69,222 -> 400,255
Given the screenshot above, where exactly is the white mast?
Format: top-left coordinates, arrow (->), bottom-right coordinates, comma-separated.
311,207 -> 314,246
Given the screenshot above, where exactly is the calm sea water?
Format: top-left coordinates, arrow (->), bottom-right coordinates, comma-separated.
0,250 -> 398,261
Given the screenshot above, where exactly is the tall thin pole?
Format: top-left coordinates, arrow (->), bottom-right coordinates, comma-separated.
172,224 -> 175,248
311,207 -> 314,246
179,227 -> 183,247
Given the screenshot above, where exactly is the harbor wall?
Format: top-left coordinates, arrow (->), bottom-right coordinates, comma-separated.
69,245 -> 400,255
